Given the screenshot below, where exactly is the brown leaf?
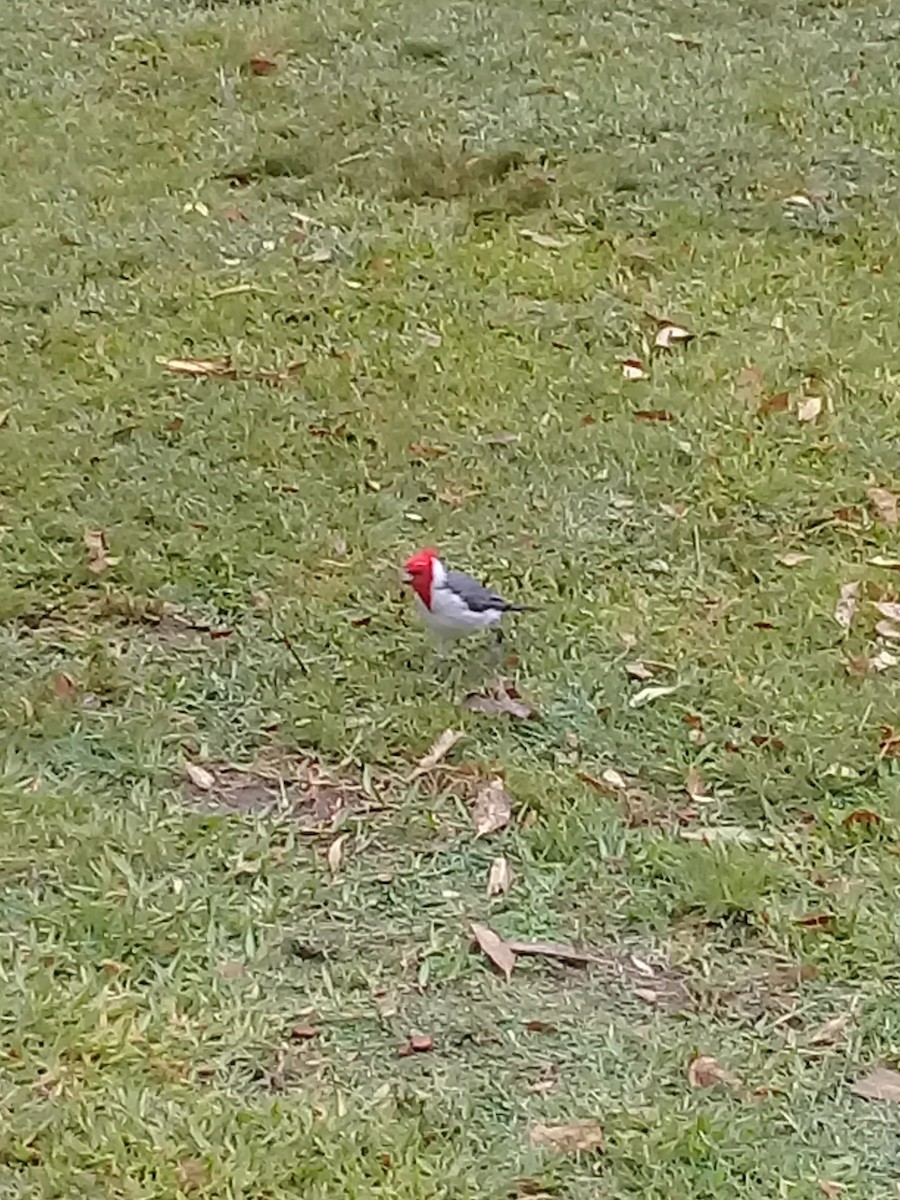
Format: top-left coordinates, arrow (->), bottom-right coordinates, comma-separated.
409,442 -> 449,458
879,727 -> 900,757
486,856 -> 512,896
184,762 -> 215,791
797,394 -> 823,423
397,1033 -> 434,1057
624,659 -> 654,680
842,808 -> 882,829
868,485 -> 898,528
463,681 -> 536,720
875,620 -> 900,640
52,672 -> 78,702
622,357 -> 646,380
758,390 -> 789,415
808,1013 -> 852,1046
505,940 -> 597,966
470,922 -> 516,980
248,55 -> 278,75
687,1054 -> 741,1089
529,1120 -> 604,1155
157,356 -> 236,379
83,528 -> 113,574
685,765 -> 710,802
222,205 -> 249,223
326,833 -> 347,874
175,1159 -> 210,1193
523,1019 -> 558,1034
472,778 -> 513,837
289,1023 -> 319,1041
795,912 -> 834,929
654,323 -> 693,350
833,581 -> 860,631
845,649 -> 898,675
851,1066 -> 900,1102
818,1182 -> 846,1199
409,728 -> 462,778
634,409 -> 674,422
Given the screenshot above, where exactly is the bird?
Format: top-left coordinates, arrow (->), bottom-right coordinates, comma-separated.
401,547 -> 528,647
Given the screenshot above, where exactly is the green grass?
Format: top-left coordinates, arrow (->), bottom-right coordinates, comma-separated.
2,0 -> 900,1195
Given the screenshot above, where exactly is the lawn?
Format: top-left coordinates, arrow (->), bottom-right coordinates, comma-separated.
2,0 -> 900,1195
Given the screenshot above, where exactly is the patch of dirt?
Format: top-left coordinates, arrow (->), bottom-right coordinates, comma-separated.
181,750 -> 364,830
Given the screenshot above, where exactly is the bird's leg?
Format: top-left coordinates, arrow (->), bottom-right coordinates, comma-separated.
487,626 -> 504,667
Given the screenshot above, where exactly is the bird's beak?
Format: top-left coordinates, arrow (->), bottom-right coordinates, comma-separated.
400,569 -> 412,584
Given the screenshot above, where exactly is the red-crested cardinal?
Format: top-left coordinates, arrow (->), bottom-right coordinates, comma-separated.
402,547 -> 528,643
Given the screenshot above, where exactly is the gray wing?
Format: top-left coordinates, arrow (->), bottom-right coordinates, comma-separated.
444,569 -> 514,612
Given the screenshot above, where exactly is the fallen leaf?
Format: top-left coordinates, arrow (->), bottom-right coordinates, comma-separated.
83,528 -> 113,574
795,912 -> 834,929
778,552 -> 811,567
218,960 -> 246,979
818,1182 -> 846,1199
529,1120 -> 604,1154
879,727 -> 900,757
463,681 -> 536,720
624,660 -> 655,680
472,779 -> 513,837
520,229 -> 568,249
851,1066 -> 900,1102
687,1054 -> 741,1089
409,728 -> 462,778
868,486 -> 898,528
487,856 -> 512,896
874,600 -> 900,624
327,833 -> 347,874
634,409 -> 675,423
655,323 -> 693,349
481,431 -> 520,445
666,31 -> 703,47
808,1013 -> 852,1045
248,55 -> 278,75
869,556 -> 900,570
409,442 -> 449,458
52,672 -> 77,701
523,1019 -> 558,1033
222,205 -> 249,223
156,356 -> 236,379
505,939 -> 597,966
470,922 -> 516,980
784,192 -> 815,209
175,1159 -> 210,1193
685,765 -> 710,802
0,408 -> 10,428
622,358 -> 646,380
289,1023 -> 319,1041
681,825 -> 763,846
833,581 -> 860,632
629,684 -> 679,709
797,394 -> 823,423
845,649 -> 898,675
397,1033 -> 434,1057
184,762 -> 215,791
758,391 -> 790,415
842,809 -> 882,829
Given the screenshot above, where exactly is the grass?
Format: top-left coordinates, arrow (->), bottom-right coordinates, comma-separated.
2,0 -> 900,1194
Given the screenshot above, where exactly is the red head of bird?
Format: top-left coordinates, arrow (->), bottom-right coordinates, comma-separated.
402,547 -> 440,608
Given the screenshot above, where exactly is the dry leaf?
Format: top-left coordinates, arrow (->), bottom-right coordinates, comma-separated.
778,552 -> 811,567
851,1066 -> 900,1102
867,486 -> 898,528
83,528 -> 113,574
327,833 -> 347,874
869,556 -> 900,569
845,649 -> 898,675
600,767 -> 628,789
622,358 -> 646,380
685,765 -> 710,802
687,1054 -> 741,1089
248,55 -> 278,75
666,31 -> 703,47
629,684 -> 679,708
185,762 -> 215,791
175,1158 -> 210,1193
470,922 -> 515,980
472,778 -> 513,837
397,1033 -> 434,1056
52,672 -> 78,701
506,940 -> 597,966
874,600 -> 900,624
681,825 -> 764,846
463,682 -> 536,719
634,409 -> 675,422
409,728 -> 462,778
409,442 -> 449,458
157,356 -> 236,379
842,809 -> 882,828
876,620 -> 900,640
624,660 -> 654,680
289,1023 -> 320,1040
487,856 -> 512,896
808,1013 -> 852,1046
523,1019 -> 558,1034
758,390 -> 790,416
818,1183 -> 846,1199
833,581 -> 860,631
797,394 -> 823,423
655,323 -> 693,349
529,1120 -> 604,1155
520,229 -> 568,249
